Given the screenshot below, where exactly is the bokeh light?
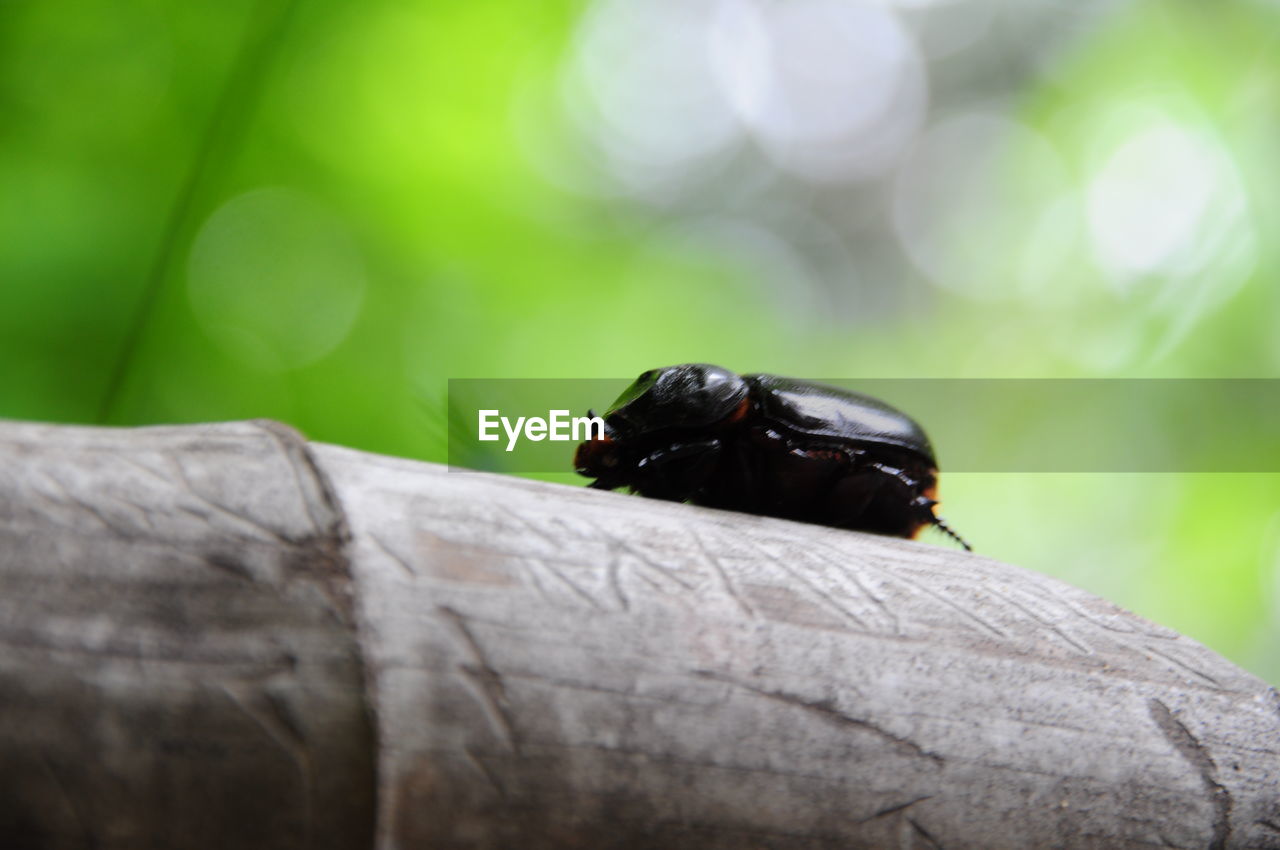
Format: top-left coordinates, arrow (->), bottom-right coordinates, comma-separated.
893,110 -> 1076,300
1083,111 -> 1257,357
567,0 -> 743,197
187,187 -> 367,371
711,0 -> 928,182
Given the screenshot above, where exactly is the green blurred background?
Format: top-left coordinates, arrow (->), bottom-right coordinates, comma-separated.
3,0 -> 1278,682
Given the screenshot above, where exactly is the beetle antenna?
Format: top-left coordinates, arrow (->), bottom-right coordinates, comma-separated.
932,515 -> 972,552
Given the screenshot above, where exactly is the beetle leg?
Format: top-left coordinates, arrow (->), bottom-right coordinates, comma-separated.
866,462 -> 919,492
763,444 -> 849,516
866,461 -> 936,535
930,515 -> 972,551
868,462 -> 972,551
826,469 -> 881,527
866,462 -> 937,514
631,438 -> 723,501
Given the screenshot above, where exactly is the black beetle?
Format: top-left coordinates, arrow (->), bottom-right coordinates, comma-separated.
575,364 -> 970,550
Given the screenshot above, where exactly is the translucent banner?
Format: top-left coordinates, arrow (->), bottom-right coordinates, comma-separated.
447,378 -> 1280,473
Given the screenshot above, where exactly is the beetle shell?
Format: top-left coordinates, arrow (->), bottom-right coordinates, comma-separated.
745,374 -> 936,463
604,363 -> 749,436
575,364 -> 970,550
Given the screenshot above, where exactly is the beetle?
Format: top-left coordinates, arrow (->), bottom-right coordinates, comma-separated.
574,363 -> 971,550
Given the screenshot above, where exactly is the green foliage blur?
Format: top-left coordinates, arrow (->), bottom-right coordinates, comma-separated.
2,0 -> 1279,683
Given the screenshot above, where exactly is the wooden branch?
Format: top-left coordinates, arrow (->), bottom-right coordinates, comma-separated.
1,420 -> 1277,850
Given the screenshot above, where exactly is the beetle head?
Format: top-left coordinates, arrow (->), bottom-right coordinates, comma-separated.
574,433 -> 625,487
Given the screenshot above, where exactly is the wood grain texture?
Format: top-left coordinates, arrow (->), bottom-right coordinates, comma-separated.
0,420 -> 375,850
2,420 -> 1278,849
